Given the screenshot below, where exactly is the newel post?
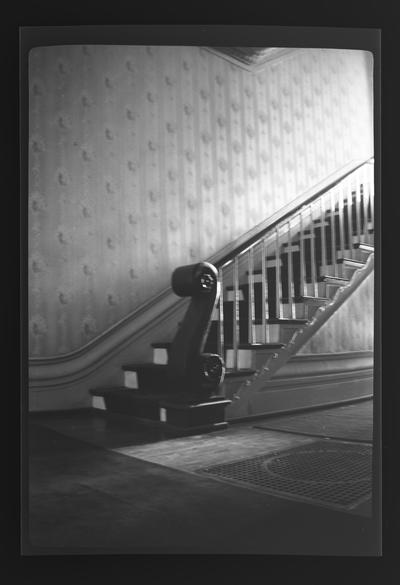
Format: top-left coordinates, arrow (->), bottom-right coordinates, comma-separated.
167,262 -> 225,400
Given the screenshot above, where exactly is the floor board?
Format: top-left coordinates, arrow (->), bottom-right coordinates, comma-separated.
25,399 -> 380,555
25,421 -> 378,555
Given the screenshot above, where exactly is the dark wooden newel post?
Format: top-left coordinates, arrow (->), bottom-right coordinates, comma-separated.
167,261 -> 225,401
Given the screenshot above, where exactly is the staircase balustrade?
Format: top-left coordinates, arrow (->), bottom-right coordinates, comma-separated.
212,158 -> 375,372
90,158 -> 374,431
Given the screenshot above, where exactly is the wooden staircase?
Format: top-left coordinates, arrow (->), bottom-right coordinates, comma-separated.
91,158 -> 374,435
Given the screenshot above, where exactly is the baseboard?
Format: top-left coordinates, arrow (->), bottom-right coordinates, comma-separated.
224,351 -> 374,420
228,394 -> 373,424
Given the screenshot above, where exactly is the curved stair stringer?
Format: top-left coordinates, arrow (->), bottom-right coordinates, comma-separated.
227,253 -> 374,418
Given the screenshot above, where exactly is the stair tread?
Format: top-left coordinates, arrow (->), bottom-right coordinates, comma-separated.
122,362 -> 168,371
299,295 -> 330,302
228,342 -> 285,349
257,295 -> 329,303
337,257 -> 366,265
354,242 -> 374,251
267,318 -> 308,324
160,397 -> 231,409
225,368 -> 257,377
92,386 -> 230,407
320,274 -> 349,281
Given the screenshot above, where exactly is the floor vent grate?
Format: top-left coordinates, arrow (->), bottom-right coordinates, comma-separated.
196,440 -> 372,511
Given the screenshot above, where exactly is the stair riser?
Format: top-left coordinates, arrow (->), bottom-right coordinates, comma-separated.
123,367 -> 173,390
92,396 -> 107,410
211,321 -> 301,347
319,264 -> 360,279
101,391 -> 231,433
224,347 -> 280,370
336,248 -> 372,262
303,282 -> 335,298
152,343 -> 283,372
103,393 -> 160,419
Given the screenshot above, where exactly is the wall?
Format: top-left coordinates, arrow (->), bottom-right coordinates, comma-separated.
29,45 -> 374,356
299,268 -> 374,354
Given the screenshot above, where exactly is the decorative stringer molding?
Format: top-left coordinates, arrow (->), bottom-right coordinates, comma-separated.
226,253 -> 374,419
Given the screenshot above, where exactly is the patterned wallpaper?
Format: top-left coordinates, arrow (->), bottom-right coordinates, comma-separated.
28,45 -> 374,356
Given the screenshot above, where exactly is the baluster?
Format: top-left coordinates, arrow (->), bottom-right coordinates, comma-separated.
247,247 -> 256,344
346,177 -> 354,257
233,256 -> 239,370
261,237 -> 268,342
275,226 -> 282,319
299,207 -> 306,298
362,164 -> 369,241
309,203 -> 318,297
355,168 -> 362,245
338,180 -> 346,260
330,188 -> 338,276
369,162 -> 374,235
217,269 -> 225,362
287,218 -> 295,318
320,193 -> 327,275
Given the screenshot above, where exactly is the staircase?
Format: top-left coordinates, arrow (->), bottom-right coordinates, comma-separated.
91,158 -> 375,435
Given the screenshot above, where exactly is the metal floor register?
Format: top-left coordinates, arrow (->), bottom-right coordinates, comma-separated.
196,440 -> 372,511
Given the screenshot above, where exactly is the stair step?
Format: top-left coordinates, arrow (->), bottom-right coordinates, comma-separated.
228,342 -> 284,349
354,242 -> 374,254
320,275 -> 349,285
337,257 -> 366,269
266,318 -> 308,325
121,363 -> 169,389
90,387 -> 231,435
224,344 -> 284,369
300,295 -> 330,302
225,368 -> 257,377
151,341 -> 284,350
225,289 -> 245,302
150,340 -> 284,370
286,233 -> 373,249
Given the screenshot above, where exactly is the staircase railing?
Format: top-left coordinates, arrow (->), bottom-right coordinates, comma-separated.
213,158 -> 374,371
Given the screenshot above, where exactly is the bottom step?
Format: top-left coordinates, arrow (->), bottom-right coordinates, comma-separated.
90,387 -> 231,436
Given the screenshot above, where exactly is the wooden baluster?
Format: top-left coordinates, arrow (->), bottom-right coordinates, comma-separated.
217,268 -> 225,363
355,168 -> 362,245
299,208 -> 306,298
309,203 -> 318,297
369,162 -> 374,235
247,247 -> 256,344
233,256 -> 239,370
362,164 -> 369,241
320,194 -> 327,276
287,218 -> 295,318
330,188 -> 338,276
338,180 -> 346,261
346,177 -> 354,257
261,237 -> 268,342
275,226 -> 282,319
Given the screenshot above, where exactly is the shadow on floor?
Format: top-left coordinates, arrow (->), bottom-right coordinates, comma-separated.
24,410 -> 380,556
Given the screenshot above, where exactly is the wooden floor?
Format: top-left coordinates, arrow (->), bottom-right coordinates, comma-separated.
254,399 -> 373,442
25,403 -> 380,555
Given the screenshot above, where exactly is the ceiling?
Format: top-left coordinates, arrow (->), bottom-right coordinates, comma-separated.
208,47 -> 295,70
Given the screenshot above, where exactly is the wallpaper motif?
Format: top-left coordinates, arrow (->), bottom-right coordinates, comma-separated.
28,46 -> 374,356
